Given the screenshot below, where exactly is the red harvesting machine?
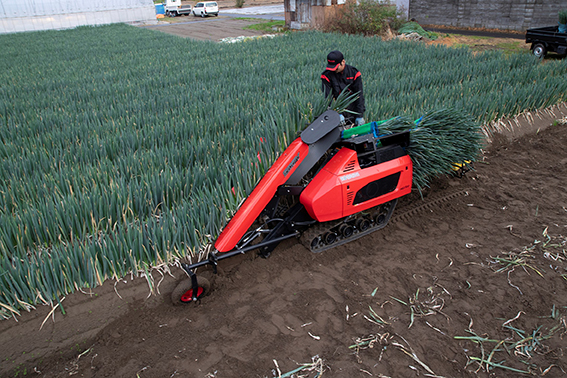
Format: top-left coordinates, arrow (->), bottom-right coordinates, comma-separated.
173,110 -> 413,303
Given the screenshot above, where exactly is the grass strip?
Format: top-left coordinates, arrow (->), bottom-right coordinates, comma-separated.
243,20 -> 285,32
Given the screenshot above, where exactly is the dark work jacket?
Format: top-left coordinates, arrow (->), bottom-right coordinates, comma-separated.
321,64 -> 365,119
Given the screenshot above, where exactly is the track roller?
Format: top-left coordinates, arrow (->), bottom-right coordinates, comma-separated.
356,218 -> 370,232
339,224 -> 354,238
324,232 -> 337,245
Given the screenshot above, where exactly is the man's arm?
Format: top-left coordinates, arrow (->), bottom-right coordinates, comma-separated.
321,73 -> 333,98
351,71 -> 365,117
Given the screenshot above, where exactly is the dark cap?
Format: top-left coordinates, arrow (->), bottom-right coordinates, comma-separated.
326,50 -> 344,71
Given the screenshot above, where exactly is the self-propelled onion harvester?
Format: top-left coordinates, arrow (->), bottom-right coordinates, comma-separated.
172,110 -> 415,303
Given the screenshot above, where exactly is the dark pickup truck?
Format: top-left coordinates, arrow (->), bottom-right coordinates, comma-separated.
525,26 -> 567,58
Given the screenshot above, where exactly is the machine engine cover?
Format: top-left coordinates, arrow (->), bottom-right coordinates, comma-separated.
300,147 -> 412,222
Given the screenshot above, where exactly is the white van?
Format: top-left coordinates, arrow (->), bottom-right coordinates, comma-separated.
192,2 -> 219,17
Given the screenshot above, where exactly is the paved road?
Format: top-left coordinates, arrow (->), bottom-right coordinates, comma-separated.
143,5 -> 284,41
223,4 -> 284,19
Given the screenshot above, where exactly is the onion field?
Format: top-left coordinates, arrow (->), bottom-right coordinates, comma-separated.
1,24 -> 566,318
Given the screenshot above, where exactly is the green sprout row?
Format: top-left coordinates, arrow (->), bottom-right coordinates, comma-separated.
1,24 -> 566,317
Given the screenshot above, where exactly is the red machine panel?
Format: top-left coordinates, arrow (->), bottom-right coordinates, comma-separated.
300,147 -> 413,222
214,138 -> 310,253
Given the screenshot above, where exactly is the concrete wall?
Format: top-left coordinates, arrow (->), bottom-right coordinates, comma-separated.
0,0 -> 156,34
409,0 -> 566,31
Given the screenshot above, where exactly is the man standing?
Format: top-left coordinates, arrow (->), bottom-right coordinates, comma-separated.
321,50 -> 366,126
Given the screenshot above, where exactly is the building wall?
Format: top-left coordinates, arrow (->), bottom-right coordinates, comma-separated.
409,0 -> 565,31
285,0 -> 345,29
396,0 -> 409,19
311,3 -> 344,28
0,0 -> 156,34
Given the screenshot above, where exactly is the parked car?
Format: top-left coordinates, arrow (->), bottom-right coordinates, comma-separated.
192,1 -> 219,17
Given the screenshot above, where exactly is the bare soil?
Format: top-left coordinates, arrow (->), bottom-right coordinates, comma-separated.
148,17 -> 270,41
425,34 -> 532,55
2,100 -> 567,377
145,0 -> 283,41
4,4 -> 567,376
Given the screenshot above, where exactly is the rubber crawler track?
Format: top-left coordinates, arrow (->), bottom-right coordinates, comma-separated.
390,190 -> 470,224
299,189 -> 469,253
300,200 -> 397,253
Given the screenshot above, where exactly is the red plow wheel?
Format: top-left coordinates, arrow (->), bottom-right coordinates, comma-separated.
171,276 -> 211,305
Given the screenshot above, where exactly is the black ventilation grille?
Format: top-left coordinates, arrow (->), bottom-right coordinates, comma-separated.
342,160 -> 357,172
353,172 -> 401,205
346,191 -> 355,206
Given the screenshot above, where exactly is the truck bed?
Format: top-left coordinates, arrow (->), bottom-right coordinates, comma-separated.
525,25 -> 567,57
526,26 -> 567,43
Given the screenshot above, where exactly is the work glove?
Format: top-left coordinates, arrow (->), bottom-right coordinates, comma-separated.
355,117 -> 365,126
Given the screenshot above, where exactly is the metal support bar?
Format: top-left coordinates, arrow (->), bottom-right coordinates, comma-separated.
181,232 -> 299,273
180,265 -> 201,302
208,251 -> 218,274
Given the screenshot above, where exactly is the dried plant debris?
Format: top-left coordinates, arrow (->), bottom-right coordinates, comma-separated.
488,227 -> 567,293
455,307 -> 567,375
